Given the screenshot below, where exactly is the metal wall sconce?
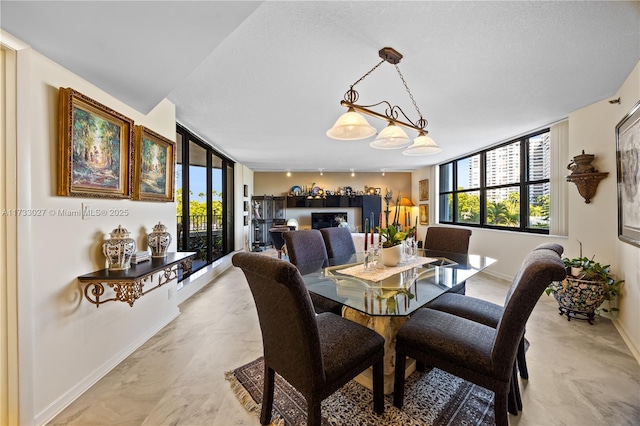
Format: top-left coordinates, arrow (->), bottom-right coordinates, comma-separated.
566,151 -> 608,204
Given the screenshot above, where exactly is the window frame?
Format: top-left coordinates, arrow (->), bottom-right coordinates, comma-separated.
438,129 -> 550,234
176,123 -> 235,278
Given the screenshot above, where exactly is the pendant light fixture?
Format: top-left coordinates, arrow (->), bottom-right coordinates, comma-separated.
327,47 -> 441,155
403,132 -> 442,156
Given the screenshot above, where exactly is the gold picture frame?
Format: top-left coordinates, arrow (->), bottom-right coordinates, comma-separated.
419,204 -> 429,225
58,87 -> 134,198
419,179 -> 429,201
133,126 -> 175,202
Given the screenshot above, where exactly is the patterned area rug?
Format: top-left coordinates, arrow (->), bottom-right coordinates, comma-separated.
226,357 -> 495,426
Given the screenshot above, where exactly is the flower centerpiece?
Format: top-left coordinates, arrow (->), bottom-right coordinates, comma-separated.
376,224 -> 407,266
545,254 -> 624,324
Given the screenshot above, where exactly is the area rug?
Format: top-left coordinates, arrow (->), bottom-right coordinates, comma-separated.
225,357 -> 495,426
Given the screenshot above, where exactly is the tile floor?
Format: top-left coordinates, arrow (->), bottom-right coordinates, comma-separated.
49,253 -> 640,425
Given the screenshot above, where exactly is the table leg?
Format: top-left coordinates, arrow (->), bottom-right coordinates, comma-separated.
342,307 -> 415,394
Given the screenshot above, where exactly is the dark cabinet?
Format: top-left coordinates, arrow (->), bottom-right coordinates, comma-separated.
284,195 -> 381,231
362,195 -> 382,231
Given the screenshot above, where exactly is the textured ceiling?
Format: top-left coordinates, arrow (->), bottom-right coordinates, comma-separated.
2,1 -> 639,172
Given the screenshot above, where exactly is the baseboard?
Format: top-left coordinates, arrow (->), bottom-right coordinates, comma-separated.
176,252 -> 235,305
34,310 -> 180,426
611,317 -> 640,364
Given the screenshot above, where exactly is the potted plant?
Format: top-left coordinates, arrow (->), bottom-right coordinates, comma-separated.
376,224 -> 407,266
545,255 -> 624,324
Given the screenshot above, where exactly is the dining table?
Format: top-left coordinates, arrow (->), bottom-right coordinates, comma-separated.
297,248 -> 497,394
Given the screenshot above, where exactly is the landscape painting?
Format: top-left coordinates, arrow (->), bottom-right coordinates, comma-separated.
133,126 -> 175,202
58,87 -> 133,198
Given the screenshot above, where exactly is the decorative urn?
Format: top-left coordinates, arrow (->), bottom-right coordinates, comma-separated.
103,225 -> 136,270
147,221 -> 172,258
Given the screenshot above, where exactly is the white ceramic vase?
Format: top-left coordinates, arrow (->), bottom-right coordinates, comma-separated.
103,225 -> 136,270
148,222 -> 171,258
381,244 -> 402,267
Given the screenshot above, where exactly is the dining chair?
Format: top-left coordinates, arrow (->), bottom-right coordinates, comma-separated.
232,252 -> 385,426
320,226 -> 357,263
425,242 -> 564,381
424,226 -> 472,294
393,244 -> 566,426
283,229 -> 343,315
423,226 -> 472,254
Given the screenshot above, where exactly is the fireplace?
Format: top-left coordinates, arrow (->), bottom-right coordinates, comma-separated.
311,212 -> 347,230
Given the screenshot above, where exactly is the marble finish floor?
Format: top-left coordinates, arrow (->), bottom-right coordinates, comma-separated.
49,254 -> 640,425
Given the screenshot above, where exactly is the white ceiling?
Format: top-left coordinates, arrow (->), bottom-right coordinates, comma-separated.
2,1 -> 639,172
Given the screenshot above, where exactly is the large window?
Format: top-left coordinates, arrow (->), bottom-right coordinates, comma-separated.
176,124 -> 234,276
439,129 -> 550,233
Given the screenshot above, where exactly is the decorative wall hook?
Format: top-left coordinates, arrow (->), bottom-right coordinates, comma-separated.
609,97 -> 621,104
566,151 -> 608,204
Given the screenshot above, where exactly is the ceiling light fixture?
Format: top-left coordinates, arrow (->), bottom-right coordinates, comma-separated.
327,47 -> 441,155
381,169 -> 385,176
286,171 -> 291,177
350,169 -> 355,177
319,168 -> 324,176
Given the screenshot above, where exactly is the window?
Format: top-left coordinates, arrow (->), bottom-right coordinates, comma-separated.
439,129 -> 550,233
176,124 -> 235,277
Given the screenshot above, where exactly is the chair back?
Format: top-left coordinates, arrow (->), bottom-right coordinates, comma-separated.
491,244 -> 566,379
424,226 -> 472,254
283,229 -> 328,268
232,252 -> 325,393
320,227 -> 357,261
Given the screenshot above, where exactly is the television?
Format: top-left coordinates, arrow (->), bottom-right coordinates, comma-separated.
311,212 -> 347,230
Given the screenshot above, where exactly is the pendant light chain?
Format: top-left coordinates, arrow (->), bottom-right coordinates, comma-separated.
351,59 -> 385,89
395,64 -> 426,128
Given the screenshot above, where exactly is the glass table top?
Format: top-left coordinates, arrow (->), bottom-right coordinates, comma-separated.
298,249 -> 496,317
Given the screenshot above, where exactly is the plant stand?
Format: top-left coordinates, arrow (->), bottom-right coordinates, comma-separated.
556,306 -> 597,325
547,277 -> 607,325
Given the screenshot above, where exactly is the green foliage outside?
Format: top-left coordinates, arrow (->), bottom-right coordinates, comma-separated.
175,188 -> 223,220
455,190 -> 549,229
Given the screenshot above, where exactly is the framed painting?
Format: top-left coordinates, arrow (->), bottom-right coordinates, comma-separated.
244,201 -> 249,212
419,179 -> 429,201
244,184 -> 249,197
616,100 -> 640,248
133,126 -> 176,202
419,204 -> 429,225
58,87 -> 134,198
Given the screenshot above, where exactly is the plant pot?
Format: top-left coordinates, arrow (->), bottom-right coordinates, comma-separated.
547,277 -> 608,324
380,244 -> 402,267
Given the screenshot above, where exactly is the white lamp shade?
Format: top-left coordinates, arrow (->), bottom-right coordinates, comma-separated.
326,110 -> 377,140
369,123 -> 411,149
402,134 -> 442,156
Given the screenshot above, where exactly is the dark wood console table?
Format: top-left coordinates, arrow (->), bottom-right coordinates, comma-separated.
78,252 -> 196,307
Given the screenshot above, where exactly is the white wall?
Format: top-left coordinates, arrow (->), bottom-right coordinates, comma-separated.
15,47 -> 181,424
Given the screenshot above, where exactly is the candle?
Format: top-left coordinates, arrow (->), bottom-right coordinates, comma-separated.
364,218 -> 369,251
370,226 -> 374,244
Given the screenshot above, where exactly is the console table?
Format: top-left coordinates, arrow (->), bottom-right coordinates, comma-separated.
78,252 -> 196,307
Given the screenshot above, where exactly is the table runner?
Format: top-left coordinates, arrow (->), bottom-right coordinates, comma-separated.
335,256 -> 438,282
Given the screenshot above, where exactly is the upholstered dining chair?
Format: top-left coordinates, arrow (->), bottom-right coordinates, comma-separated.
423,226 -> 472,294
424,226 -> 472,254
232,252 -> 385,426
283,229 -> 343,315
320,226 -> 357,263
393,244 -> 566,426
426,242 -> 565,382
